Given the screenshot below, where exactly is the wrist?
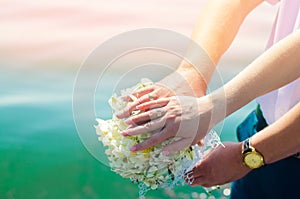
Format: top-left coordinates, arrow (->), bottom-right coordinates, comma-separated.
177,62 -> 208,97
237,142 -> 253,171
242,138 -> 265,169
250,134 -> 272,164
202,90 -> 227,127
196,95 -> 226,129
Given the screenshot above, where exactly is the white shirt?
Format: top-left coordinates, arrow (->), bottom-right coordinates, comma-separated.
257,0 -> 300,124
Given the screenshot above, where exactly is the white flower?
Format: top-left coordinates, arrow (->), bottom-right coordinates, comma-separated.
95,79 -> 223,198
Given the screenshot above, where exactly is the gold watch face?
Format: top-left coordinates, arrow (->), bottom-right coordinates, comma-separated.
243,152 -> 264,169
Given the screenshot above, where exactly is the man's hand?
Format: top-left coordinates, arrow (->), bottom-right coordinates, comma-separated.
187,142 -> 251,187
121,96 -> 217,154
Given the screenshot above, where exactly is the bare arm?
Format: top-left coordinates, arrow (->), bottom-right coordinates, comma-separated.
187,30 -> 300,186
220,30 -> 300,119
117,0 -> 264,118
177,0 -> 264,94
190,102 -> 300,187
252,102 -> 300,164
124,28 -> 300,153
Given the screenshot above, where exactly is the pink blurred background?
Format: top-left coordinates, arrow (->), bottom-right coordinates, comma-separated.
0,2 -> 281,198
1,0 -> 278,70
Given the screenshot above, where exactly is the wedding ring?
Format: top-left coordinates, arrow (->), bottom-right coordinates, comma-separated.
156,109 -> 163,117
148,94 -> 154,101
145,122 -> 152,129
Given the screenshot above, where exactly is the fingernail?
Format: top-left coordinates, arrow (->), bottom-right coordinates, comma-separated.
115,111 -> 123,118
136,105 -> 142,110
189,178 -> 195,185
130,146 -> 137,151
122,132 -> 129,136
124,119 -> 132,125
162,151 -> 169,156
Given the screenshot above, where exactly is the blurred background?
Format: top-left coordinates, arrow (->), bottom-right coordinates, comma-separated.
0,1 -> 277,198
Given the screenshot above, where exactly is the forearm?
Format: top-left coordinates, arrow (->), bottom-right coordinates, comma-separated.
223,30 -> 300,116
251,102 -> 300,164
176,0 -> 263,92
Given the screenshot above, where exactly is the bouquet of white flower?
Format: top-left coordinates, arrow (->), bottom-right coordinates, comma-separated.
95,79 -> 222,198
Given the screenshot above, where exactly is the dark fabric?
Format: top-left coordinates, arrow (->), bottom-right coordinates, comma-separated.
255,104 -> 268,132
230,157 -> 300,199
237,105 -> 268,142
231,106 -> 300,199
236,110 -> 258,142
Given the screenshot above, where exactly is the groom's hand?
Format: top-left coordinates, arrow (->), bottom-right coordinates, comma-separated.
187,142 -> 251,187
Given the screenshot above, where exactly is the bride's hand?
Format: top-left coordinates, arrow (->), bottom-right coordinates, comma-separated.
116,67 -> 207,119
122,96 -> 216,154
116,83 -> 175,119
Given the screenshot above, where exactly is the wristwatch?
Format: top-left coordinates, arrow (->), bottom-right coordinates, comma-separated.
242,138 -> 265,169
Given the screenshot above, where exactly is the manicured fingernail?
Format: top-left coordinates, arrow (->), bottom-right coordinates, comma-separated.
162,151 -> 169,156
189,179 -> 194,185
130,146 -> 137,151
115,111 -> 123,118
124,119 -> 132,125
136,105 -> 144,110
122,132 -> 129,136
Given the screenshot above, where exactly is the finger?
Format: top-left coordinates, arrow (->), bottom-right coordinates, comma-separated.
122,117 -> 166,136
122,86 -> 155,102
191,162 -> 205,178
125,108 -> 166,126
161,138 -> 192,155
121,95 -> 136,102
130,128 -> 170,152
183,170 -> 194,184
136,98 -> 170,111
116,94 -> 155,118
132,86 -> 154,98
115,108 -> 131,119
189,176 -> 207,187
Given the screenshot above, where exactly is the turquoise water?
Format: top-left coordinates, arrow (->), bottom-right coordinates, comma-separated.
0,67 -> 256,199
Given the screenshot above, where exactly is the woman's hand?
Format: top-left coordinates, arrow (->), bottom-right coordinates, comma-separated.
186,142 -> 251,187
122,96 -> 216,154
116,65 -> 207,119
116,83 -> 175,119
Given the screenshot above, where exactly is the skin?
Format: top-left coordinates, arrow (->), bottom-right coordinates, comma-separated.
190,102 -> 300,187
124,96 -> 213,153
124,29 -> 300,185
116,0 -> 263,119
117,0 -> 300,186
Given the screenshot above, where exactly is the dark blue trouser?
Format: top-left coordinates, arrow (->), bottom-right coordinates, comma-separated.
230,106 -> 300,199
